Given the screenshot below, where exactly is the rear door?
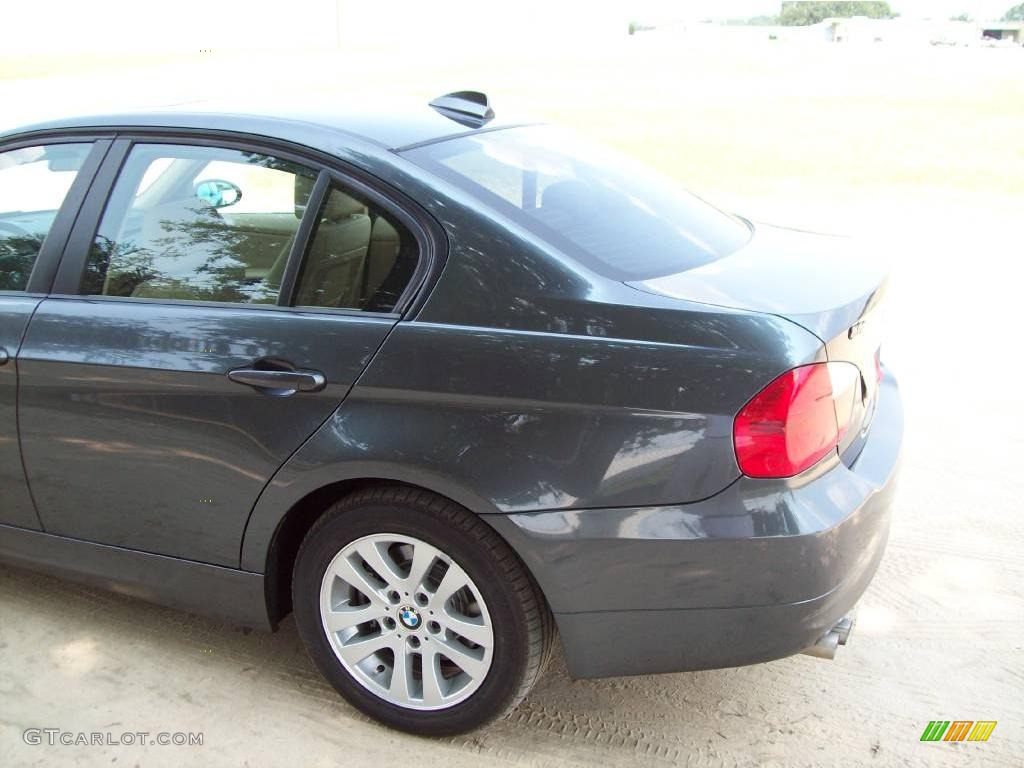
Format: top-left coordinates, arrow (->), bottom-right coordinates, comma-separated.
0,138 -> 105,530
17,136 -> 425,566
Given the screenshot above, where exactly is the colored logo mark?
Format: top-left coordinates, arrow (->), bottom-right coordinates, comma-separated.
920,721 -> 997,742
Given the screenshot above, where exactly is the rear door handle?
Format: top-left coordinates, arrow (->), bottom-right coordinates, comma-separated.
227,367 -> 326,395
0,347 -> 8,366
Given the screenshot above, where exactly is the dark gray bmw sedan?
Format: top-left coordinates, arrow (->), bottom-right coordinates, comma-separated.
0,92 -> 902,735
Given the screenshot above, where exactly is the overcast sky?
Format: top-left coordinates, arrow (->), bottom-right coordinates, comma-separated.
5,1 -> 1018,53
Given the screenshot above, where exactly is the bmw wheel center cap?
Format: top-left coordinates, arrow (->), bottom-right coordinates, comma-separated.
398,605 -> 421,630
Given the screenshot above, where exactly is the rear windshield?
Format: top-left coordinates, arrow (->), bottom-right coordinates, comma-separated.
402,125 -> 751,281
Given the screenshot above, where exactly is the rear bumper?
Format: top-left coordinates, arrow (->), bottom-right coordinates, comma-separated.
487,369 -> 903,678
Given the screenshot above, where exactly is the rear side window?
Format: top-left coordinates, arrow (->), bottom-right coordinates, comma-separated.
403,126 -> 750,281
82,144 -> 316,304
293,184 -> 419,313
0,143 -> 93,291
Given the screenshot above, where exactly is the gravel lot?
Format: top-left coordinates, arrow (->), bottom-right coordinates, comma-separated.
1,36 -> 1022,767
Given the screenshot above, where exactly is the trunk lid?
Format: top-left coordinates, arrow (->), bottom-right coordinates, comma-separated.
631,222 -> 889,463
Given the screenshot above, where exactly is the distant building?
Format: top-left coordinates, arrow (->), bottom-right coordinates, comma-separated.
820,16 -> 977,46
979,22 -> 1024,45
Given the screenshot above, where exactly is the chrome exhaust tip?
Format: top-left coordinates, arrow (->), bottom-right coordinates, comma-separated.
801,630 -> 840,660
801,613 -> 855,660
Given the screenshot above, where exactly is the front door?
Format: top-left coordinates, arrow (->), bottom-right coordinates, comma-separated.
0,140 -> 98,530
17,139 -> 421,566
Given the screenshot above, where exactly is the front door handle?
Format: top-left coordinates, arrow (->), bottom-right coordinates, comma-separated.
0,347 -> 8,366
227,367 -> 326,395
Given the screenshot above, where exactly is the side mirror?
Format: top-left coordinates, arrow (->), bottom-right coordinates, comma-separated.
194,179 -> 242,208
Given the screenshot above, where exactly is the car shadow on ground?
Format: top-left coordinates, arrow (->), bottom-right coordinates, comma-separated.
0,560 -> 764,764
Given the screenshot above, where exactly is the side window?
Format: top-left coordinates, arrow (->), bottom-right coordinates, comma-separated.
293,184 -> 419,313
82,144 -> 317,304
0,143 -> 93,291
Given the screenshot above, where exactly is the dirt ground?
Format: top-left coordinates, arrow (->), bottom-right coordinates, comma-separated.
1,35 -> 1022,767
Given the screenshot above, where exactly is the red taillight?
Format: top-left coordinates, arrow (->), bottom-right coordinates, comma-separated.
734,363 -> 858,479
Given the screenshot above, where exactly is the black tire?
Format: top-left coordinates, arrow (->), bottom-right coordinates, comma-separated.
292,486 -> 554,736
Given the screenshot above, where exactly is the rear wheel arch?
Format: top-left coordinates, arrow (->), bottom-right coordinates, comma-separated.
259,478 -> 552,631
262,477 -> 379,626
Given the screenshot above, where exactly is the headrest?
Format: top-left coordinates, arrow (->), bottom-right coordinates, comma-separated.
294,175 -> 366,221
323,188 -> 366,221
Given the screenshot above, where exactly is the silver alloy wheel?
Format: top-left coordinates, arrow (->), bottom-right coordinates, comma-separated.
319,533 -> 494,710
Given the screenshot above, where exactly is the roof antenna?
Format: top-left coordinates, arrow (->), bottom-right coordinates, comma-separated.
428,91 -> 494,128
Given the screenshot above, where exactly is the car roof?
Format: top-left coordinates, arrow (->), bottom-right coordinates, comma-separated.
0,96 -> 532,154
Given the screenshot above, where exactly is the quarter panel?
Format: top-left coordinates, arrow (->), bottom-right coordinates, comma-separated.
349,322 -> 749,510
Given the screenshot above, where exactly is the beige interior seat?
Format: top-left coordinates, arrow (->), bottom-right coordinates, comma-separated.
264,177 -> 372,308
